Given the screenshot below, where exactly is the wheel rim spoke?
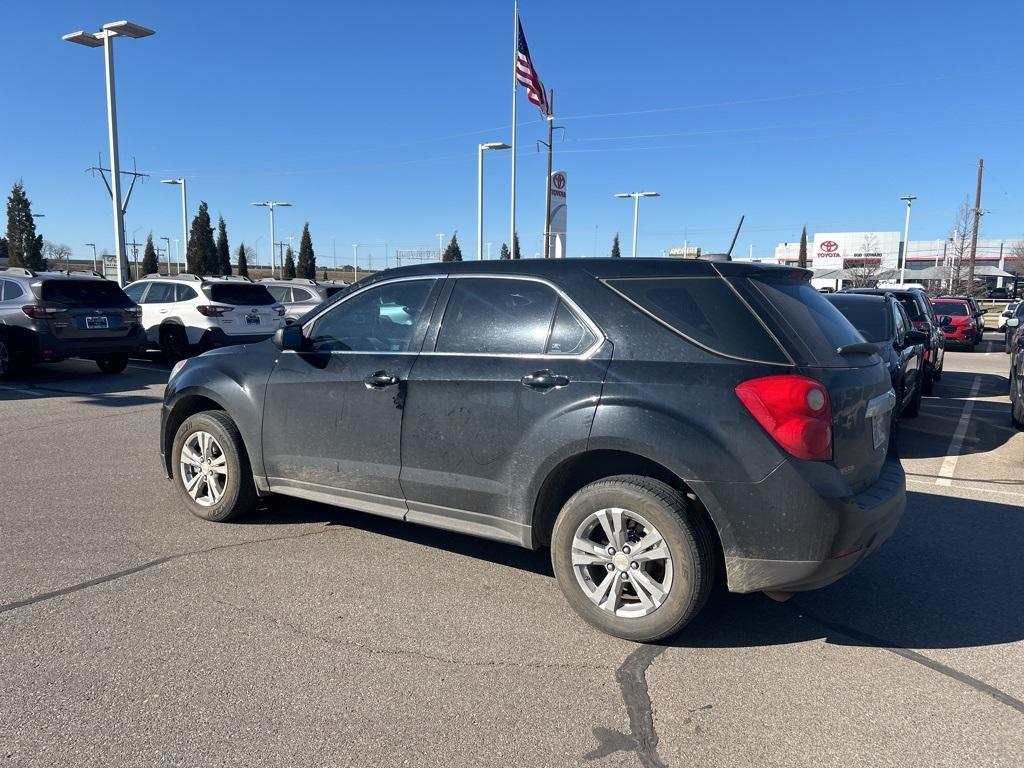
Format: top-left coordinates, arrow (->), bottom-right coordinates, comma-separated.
595,508 -> 626,550
571,536 -> 612,566
631,531 -> 670,563
179,431 -> 227,508
631,569 -> 668,611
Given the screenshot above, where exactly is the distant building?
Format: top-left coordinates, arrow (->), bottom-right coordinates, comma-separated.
668,246 -> 701,259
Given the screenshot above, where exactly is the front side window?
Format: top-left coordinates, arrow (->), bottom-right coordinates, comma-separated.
436,278 -> 559,355
307,279 -> 435,352
892,302 -> 907,340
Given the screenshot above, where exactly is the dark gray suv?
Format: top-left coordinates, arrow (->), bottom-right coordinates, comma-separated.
160,259 -> 905,642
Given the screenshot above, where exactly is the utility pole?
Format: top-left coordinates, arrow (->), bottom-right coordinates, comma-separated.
127,236 -> 144,280
967,158 -> 984,291
86,155 -> 148,282
542,89 -> 556,259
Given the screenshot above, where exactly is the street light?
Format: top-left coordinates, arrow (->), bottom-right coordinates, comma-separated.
477,142 -> 510,260
252,201 -> 291,278
436,233 -> 445,256
899,195 -> 916,285
614,191 -> 660,258
160,179 -> 188,270
63,19 -> 154,286
352,243 -> 360,283
161,236 -> 172,275
84,242 -> 97,272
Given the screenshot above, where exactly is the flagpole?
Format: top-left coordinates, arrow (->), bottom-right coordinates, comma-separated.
510,0 -> 518,259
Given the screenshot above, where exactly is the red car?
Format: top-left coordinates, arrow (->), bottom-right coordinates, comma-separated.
931,297 -> 979,349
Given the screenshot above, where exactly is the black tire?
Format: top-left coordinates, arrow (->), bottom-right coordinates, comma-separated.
921,365 -> 935,396
551,475 -> 715,643
1012,392 -> 1024,430
1006,333 -> 1014,354
170,410 -> 257,522
0,335 -> 14,381
95,354 -> 129,374
160,324 -> 190,362
933,358 -> 942,381
903,380 -> 922,418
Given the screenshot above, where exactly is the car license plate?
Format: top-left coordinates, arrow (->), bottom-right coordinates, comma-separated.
85,316 -> 109,329
246,315 -> 261,326
864,390 -> 897,450
870,416 -> 887,450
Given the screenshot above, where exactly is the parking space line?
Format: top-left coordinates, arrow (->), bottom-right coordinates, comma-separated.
935,376 -> 982,487
0,383 -> 46,398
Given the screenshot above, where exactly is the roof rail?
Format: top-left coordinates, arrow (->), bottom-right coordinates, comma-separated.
1,267 -> 35,277
213,274 -> 252,282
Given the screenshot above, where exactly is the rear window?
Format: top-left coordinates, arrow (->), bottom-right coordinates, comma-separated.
324,286 -> 346,298
206,283 -> 276,306
734,276 -> 864,365
899,297 -> 925,321
825,297 -> 891,343
932,301 -> 968,317
605,276 -> 788,364
39,279 -> 131,307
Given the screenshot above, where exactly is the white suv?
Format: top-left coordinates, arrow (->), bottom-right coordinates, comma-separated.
123,274 -> 284,358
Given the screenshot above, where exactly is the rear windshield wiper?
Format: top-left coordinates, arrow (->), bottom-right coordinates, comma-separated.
835,341 -> 879,356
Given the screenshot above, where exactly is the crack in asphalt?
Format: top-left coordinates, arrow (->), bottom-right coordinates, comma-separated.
0,528 -> 332,615
789,602 -> 1024,715
584,643 -> 668,768
212,597 -> 615,673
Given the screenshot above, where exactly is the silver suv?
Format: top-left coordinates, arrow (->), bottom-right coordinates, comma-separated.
0,267 -> 144,379
258,278 -> 348,324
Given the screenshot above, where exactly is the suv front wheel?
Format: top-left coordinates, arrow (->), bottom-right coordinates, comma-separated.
171,411 -> 257,522
551,475 -> 714,642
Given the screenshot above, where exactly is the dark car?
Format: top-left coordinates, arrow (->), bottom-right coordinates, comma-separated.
159,258 -> 904,642
844,287 -> 945,394
826,293 -> 926,423
0,267 -> 144,379
1009,315 -> 1024,428
988,286 -> 1009,300
1005,303 -> 1024,353
931,297 -> 981,350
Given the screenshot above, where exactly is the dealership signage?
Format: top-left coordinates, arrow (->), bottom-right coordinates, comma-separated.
548,170 -> 567,258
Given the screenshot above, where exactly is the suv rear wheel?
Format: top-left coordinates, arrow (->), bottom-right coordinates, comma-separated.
0,335 -> 13,381
160,325 -> 190,362
96,354 -> 129,374
551,475 -> 714,642
171,411 -> 257,522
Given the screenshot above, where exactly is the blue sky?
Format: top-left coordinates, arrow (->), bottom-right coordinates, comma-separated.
3,1 -> 1024,269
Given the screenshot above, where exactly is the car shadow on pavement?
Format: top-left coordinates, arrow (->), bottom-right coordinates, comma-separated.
0,358 -> 168,406
671,489 -> 1024,651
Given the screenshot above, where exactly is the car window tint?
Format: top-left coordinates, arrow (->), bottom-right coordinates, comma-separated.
825,296 -> 890,343
0,280 -> 22,301
893,302 -> 907,338
932,301 -> 968,317
297,288 -> 318,301
141,283 -> 175,304
608,276 -> 788,364
308,279 -> 434,352
175,284 -> 197,301
123,282 -> 147,303
40,279 -> 132,307
547,301 -> 598,355
324,286 -> 346,298
266,285 -> 290,302
207,283 -> 276,306
436,278 -> 559,355
899,297 -> 924,320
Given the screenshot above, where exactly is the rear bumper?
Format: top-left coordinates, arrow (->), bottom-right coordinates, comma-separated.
30,326 -> 146,361
694,454 -> 906,594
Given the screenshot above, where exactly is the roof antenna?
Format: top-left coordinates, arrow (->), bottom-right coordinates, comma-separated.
725,215 -> 745,258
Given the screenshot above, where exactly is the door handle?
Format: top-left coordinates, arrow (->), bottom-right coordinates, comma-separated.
363,370 -> 399,389
521,369 -> 570,391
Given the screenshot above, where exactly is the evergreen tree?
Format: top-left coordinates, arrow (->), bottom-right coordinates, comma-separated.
499,243 -> 511,260
441,232 -> 463,262
236,243 -> 249,278
611,233 -> 621,258
322,269 -> 329,281
283,246 -> 296,278
512,231 -> 521,260
215,216 -> 231,275
141,233 -> 159,275
186,201 -> 217,275
798,226 -> 808,269
6,181 -> 44,270
296,222 -> 316,279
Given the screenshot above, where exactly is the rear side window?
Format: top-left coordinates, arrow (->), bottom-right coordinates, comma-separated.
605,276 -> 788,364
265,285 -> 291,302
39,279 -> 131,307
141,283 -> 175,304
547,302 -> 598,355
207,283 -> 276,306
899,297 -> 924,321
932,301 -> 968,317
825,297 -> 891,343
175,285 -> 198,301
436,278 -> 559,355
1,280 -> 25,301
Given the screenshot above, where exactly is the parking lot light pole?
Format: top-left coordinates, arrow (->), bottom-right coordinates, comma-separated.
161,236 -> 172,275
477,142 -> 510,260
84,243 -> 97,272
160,179 -> 188,268
252,202 -> 291,278
899,195 -> 916,286
351,243 -> 360,282
615,191 -> 660,258
63,20 -> 154,287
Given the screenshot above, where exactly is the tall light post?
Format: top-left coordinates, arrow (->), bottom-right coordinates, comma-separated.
614,191 -> 660,258
436,233 -> 445,257
84,243 -> 97,272
63,20 -> 154,287
477,142 -> 510,260
160,178 -> 188,269
899,195 -> 916,285
161,236 -> 172,275
252,201 -> 291,278
352,243 -> 360,282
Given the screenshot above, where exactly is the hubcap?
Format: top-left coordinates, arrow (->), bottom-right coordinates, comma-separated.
570,507 -> 674,618
179,431 -> 228,507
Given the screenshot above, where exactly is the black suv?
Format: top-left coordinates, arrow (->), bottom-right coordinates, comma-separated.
844,287 -> 945,394
160,259 -> 905,642
0,268 -> 144,379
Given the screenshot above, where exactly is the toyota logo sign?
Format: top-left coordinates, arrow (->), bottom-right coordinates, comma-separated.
819,240 -> 839,253
552,172 -> 566,190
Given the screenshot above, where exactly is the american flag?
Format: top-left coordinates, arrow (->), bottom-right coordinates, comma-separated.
516,16 -> 550,117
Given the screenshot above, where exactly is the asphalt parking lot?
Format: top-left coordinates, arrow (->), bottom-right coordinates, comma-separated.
1,340 -> 1022,768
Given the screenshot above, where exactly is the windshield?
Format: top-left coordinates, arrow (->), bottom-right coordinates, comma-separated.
825,297 -> 891,343
206,283 -> 276,306
932,301 -> 969,317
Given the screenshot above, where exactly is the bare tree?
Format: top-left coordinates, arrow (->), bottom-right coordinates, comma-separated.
946,199 -> 974,294
42,241 -> 72,270
845,233 -> 883,287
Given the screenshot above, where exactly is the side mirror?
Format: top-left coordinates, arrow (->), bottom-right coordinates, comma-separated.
1008,318 -> 1021,328
906,329 -> 928,344
939,315 -> 952,326
273,324 -> 305,351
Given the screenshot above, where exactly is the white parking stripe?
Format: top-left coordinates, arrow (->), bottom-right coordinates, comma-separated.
0,383 -> 45,398
935,376 -> 982,487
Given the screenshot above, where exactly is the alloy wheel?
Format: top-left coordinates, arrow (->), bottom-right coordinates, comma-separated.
179,431 -> 228,507
571,507 -> 674,618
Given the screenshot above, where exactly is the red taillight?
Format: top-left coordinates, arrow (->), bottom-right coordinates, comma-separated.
735,375 -> 832,461
923,348 -> 930,362
123,306 -> 142,319
21,305 -> 66,319
196,305 -> 233,318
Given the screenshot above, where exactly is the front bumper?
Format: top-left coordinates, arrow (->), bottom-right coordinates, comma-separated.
198,327 -> 276,350
942,326 -> 976,344
693,454 -> 906,594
